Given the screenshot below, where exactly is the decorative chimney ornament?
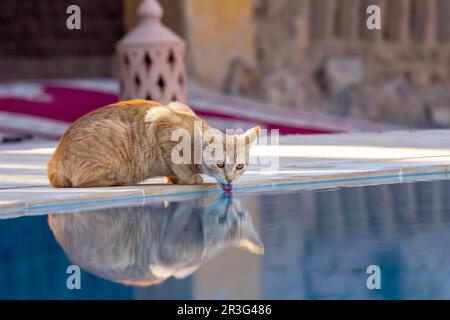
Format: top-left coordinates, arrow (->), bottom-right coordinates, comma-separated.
116,0 -> 187,103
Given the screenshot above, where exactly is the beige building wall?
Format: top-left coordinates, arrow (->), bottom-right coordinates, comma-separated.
182,0 -> 256,90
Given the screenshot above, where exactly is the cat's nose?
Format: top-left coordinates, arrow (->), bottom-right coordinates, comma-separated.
225,174 -> 233,183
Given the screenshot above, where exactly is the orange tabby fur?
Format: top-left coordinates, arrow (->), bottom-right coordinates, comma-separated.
47,100 -> 259,188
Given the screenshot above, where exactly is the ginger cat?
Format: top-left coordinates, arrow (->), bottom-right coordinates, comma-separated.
47,100 -> 260,189
48,195 -> 263,287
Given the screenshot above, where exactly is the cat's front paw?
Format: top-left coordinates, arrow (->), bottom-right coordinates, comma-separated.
184,174 -> 204,185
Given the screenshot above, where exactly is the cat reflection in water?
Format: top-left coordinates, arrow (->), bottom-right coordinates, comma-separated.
48,195 -> 263,287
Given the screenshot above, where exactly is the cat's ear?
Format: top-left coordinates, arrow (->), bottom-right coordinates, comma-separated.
166,101 -> 196,116
144,106 -> 173,123
244,126 -> 260,145
206,135 -> 215,144
202,128 -> 222,146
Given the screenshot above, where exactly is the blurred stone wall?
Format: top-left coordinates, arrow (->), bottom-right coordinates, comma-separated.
184,0 -> 450,127
244,0 -> 450,127
248,0 -> 450,127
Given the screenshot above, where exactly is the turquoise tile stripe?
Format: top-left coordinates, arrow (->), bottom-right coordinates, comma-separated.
0,169 -> 446,215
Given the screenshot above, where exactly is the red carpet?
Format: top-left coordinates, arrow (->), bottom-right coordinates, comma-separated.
0,82 -> 333,139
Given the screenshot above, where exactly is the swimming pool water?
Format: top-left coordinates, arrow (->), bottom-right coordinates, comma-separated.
2,179 -> 450,299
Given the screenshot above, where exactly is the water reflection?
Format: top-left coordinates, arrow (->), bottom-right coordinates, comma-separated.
48,195 -> 264,287
4,180 -> 450,299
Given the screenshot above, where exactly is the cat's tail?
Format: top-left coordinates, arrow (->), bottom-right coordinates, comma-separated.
47,157 -> 72,188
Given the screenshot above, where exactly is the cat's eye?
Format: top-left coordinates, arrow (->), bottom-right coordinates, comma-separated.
236,164 -> 244,170
216,162 -> 225,168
